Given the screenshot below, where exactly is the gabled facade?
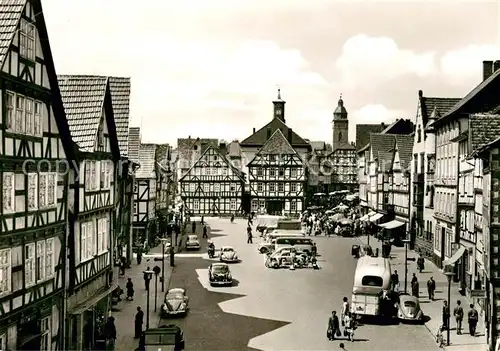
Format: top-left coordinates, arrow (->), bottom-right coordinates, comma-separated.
133,143 -> 157,246
180,145 -> 245,215
306,141 -> 332,197
0,1 -> 76,350
108,77 -> 135,266
58,75 -> 120,351
388,135 -> 413,226
248,129 -> 305,216
176,137 -> 218,190
155,144 -> 173,214
410,89 -> 461,262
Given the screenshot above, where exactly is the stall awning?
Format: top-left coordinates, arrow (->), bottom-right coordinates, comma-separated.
367,211 -> 376,217
359,214 -> 370,221
443,246 -> 466,266
68,284 -> 118,315
369,213 -> 383,222
379,220 -> 406,230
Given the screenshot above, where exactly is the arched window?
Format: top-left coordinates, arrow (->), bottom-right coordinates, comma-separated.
338,132 -> 342,141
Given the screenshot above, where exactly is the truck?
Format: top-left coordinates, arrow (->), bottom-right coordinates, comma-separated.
351,256 -> 392,318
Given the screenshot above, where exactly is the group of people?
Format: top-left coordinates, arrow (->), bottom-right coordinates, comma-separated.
442,300 -> 479,336
327,297 -> 357,342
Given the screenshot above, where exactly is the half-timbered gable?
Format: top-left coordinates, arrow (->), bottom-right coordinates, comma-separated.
248,129 -> 305,216
133,144 -> 157,245
179,145 -> 245,216
108,77 -> 135,265
155,144 -> 172,212
58,75 -> 120,351
0,1 -> 77,350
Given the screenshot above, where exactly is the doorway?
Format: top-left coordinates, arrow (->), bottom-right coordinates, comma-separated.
266,200 -> 284,215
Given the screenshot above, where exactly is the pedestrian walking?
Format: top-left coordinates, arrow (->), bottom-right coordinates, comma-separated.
391,270 -> 400,292
412,279 -> 419,298
411,273 -> 418,287
417,253 -> 425,273
427,277 -> 436,300
192,221 -> 196,234
442,301 -> 450,330
341,297 -> 350,325
136,247 -> 142,265
247,226 -> 253,244
126,278 -> 134,300
454,300 -> 464,335
119,256 -> 126,275
311,243 -> 317,257
134,307 -> 144,339
327,311 -> 340,340
468,304 -> 479,336
105,316 -> 117,350
202,225 -> 208,238
143,267 -> 151,291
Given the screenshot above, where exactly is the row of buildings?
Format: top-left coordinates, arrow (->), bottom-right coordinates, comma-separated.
357,60 -> 500,349
176,91 -> 359,217
0,1 -> 174,350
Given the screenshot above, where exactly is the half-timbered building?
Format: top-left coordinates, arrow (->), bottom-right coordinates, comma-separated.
0,1 -> 76,349
133,144 -> 157,246
155,144 -> 172,213
108,77 -> 136,265
179,145 -> 245,216
248,129 -> 306,216
58,75 -> 121,351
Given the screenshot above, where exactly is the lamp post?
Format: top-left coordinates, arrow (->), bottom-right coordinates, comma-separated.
143,270 -> 154,329
445,271 -> 454,346
153,266 -> 161,312
160,238 -> 169,292
402,238 -> 411,293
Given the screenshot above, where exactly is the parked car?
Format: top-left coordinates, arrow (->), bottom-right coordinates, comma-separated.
265,247 -> 297,268
208,263 -> 233,286
219,246 -> 239,262
258,240 -> 276,254
161,288 -> 189,317
155,324 -> 185,350
185,235 -> 200,250
396,293 -> 424,322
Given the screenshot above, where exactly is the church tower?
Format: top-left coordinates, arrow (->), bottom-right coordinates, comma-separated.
332,94 -> 349,149
272,88 -> 286,123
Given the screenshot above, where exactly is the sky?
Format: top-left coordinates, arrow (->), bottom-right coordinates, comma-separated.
42,0 -> 500,146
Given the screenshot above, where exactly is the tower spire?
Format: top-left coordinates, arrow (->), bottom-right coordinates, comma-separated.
277,86 -> 281,100
272,86 -> 286,123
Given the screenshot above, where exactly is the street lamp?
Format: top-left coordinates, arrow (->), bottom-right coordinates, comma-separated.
402,238 -> 411,294
445,271 -> 454,346
143,270 -> 154,329
160,238 -> 170,292
153,266 -> 161,312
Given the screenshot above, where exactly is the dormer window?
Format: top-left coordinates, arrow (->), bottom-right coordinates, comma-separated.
19,19 -> 35,61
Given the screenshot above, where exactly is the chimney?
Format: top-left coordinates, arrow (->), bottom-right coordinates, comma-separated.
381,122 -> 385,129
483,61 -> 494,81
418,90 -> 423,98
219,142 -> 227,156
494,60 -> 500,75
266,128 -> 271,140
288,128 -> 293,142
253,127 -> 256,134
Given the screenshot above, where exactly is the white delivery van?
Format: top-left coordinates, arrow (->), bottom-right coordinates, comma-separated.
351,256 -> 391,317
274,237 -> 314,255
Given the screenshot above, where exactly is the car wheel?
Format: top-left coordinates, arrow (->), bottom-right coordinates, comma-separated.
260,247 -> 268,254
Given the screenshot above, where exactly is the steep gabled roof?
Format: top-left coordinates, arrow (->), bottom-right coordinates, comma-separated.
257,129 -> 296,155
176,137 -> 218,162
356,124 -> 386,151
109,77 -> 131,157
241,118 -> 309,147
227,140 -> 242,158
136,143 -> 156,179
469,113 -> 500,154
370,133 -> 396,159
331,142 -> 356,155
420,95 -> 461,126
0,0 -> 24,67
394,134 -> 414,171
179,145 -> 245,183
58,75 -> 109,152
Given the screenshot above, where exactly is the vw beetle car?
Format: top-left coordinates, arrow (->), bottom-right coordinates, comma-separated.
396,293 -> 424,322
265,247 -> 296,268
185,235 -> 200,250
161,288 -> 189,317
208,263 -> 233,286
219,246 -> 239,262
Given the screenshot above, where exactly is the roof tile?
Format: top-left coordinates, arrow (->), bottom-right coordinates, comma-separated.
356,124 -> 385,151
256,129 -> 297,155
58,75 -> 108,152
0,0 -> 24,68
469,113 -> 500,153
136,143 -> 156,179
241,118 -> 309,147
421,96 -> 461,126
395,134 -> 414,171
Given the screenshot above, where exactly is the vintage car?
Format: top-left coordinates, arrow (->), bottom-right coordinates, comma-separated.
208,263 -> 233,286
258,240 -> 276,254
265,247 -> 297,268
185,235 -> 200,250
396,293 -> 424,322
219,246 -> 239,262
161,288 -> 189,317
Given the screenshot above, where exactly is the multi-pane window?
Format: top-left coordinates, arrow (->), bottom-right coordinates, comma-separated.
100,161 -> 112,189
85,161 -> 98,191
19,19 -> 35,61
278,183 -> 284,192
27,173 -> 38,210
97,218 -> 109,254
2,173 -> 15,212
0,249 -> 11,295
257,183 -> 263,192
38,173 -> 56,208
203,183 -> 209,193
36,240 -> 45,282
270,168 -> 275,177
25,98 -> 33,135
230,200 -> 236,211
5,92 -> 14,130
189,183 -> 195,192
193,200 -> 199,210
81,222 -> 95,261
269,183 -> 276,192
25,243 -> 35,287
45,238 -> 54,278
257,168 -> 263,177
290,168 -> 297,178
214,183 -> 220,192
290,201 -> 297,211
40,317 -> 51,351
34,101 -> 42,136
291,183 -> 297,192
16,95 -> 24,133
